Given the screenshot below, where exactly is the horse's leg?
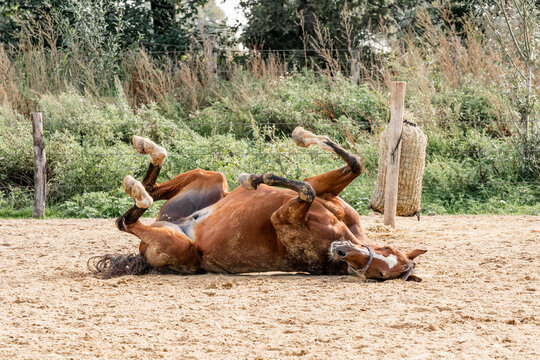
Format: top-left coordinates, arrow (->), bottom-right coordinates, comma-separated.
118,174 -> 201,273
238,172 -> 315,225
133,135 -> 229,204
292,127 -> 364,197
132,135 -> 167,191
116,176 -> 154,231
238,172 -> 344,272
293,127 -> 368,241
149,169 -> 228,202
115,136 -> 167,231
124,221 -> 201,274
117,136 -> 228,227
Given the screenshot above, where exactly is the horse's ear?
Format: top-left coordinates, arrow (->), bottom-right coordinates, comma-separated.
406,274 -> 422,282
406,249 -> 427,260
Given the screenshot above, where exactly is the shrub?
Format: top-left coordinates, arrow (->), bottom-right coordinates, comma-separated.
432,77 -> 510,136
188,72 -> 387,140
46,131 -> 148,202
0,105 -> 34,188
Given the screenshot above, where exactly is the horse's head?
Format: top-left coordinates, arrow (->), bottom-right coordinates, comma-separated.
330,240 -> 426,282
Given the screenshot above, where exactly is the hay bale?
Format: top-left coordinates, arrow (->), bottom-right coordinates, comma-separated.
369,117 -> 427,216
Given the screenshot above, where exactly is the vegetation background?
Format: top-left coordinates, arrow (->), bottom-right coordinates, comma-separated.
0,0 -> 538,218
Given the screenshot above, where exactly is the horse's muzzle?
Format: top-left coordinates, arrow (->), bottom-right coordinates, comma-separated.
330,240 -> 354,259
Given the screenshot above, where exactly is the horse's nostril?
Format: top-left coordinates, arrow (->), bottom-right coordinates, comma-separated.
336,250 -> 346,257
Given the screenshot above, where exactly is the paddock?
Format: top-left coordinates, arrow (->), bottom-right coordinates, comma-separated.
0,215 -> 538,359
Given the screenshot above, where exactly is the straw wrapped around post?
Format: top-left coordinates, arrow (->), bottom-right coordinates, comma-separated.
369,116 -> 427,217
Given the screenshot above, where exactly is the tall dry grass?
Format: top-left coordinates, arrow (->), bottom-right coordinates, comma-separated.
0,2 -> 536,135
374,4 -> 528,131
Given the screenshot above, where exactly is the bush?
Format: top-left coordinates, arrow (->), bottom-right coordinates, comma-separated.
188,73 -> 387,140
432,77 -> 510,136
0,105 -> 34,188
46,131 -> 148,202
0,185 -> 34,210
1,65 -> 538,218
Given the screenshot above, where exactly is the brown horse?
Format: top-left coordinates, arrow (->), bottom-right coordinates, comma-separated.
90,127 -> 426,281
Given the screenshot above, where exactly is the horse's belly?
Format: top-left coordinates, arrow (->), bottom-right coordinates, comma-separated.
191,186 -> 309,273
197,232 -> 286,273
194,214 -> 287,273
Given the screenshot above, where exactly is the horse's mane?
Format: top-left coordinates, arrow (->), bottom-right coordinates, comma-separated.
87,253 -> 151,279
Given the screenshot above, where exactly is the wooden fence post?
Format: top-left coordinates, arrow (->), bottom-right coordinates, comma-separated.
31,112 -> 46,218
351,49 -> 360,85
384,81 -> 406,227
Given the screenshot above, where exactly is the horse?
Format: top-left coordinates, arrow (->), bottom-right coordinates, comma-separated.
89,127 -> 426,281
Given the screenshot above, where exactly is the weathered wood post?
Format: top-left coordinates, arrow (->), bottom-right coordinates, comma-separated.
31,112 -> 46,218
384,81 -> 406,227
351,49 -> 360,85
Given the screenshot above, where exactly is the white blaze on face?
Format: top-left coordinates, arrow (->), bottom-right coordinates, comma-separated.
357,247 -> 398,270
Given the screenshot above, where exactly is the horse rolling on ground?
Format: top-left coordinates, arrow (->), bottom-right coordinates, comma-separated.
89,127 -> 426,281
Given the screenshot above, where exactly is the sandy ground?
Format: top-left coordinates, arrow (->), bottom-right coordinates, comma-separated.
0,215 -> 538,359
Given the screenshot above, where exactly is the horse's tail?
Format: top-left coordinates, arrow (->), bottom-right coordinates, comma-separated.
87,253 -> 151,279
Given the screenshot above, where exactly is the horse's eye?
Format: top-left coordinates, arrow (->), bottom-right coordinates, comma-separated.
379,271 -> 385,277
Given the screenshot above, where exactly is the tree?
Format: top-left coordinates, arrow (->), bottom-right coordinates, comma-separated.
482,0 -> 539,177
238,0 -> 486,51
0,0 -> 207,51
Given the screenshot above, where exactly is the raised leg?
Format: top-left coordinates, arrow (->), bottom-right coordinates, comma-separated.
116,176 -> 154,230
132,135 -> 167,191
149,169 -> 228,202
292,127 -> 364,197
238,172 -> 315,225
116,136 -> 167,231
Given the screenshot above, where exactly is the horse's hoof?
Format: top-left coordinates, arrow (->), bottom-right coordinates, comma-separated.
238,173 -> 257,190
292,127 -> 310,147
123,175 -> 153,208
292,127 -> 332,151
132,136 -> 167,166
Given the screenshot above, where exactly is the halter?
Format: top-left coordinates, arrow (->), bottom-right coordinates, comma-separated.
348,244 -> 374,276
401,262 -> 415,281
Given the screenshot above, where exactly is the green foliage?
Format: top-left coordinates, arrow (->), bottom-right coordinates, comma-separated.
57,189 -> 166,218
1,72 -> 539,219
59,190 -> 134,218
0,0 -> 205,50
0,185 -> 33,210
239,0 -> 484,52
421,128 -> 539,215
0,105 -> 33,188
189,72 -> 387,139
433,78 -> 510,135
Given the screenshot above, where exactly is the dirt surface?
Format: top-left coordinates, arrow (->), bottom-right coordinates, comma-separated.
0,215 -> 539,359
